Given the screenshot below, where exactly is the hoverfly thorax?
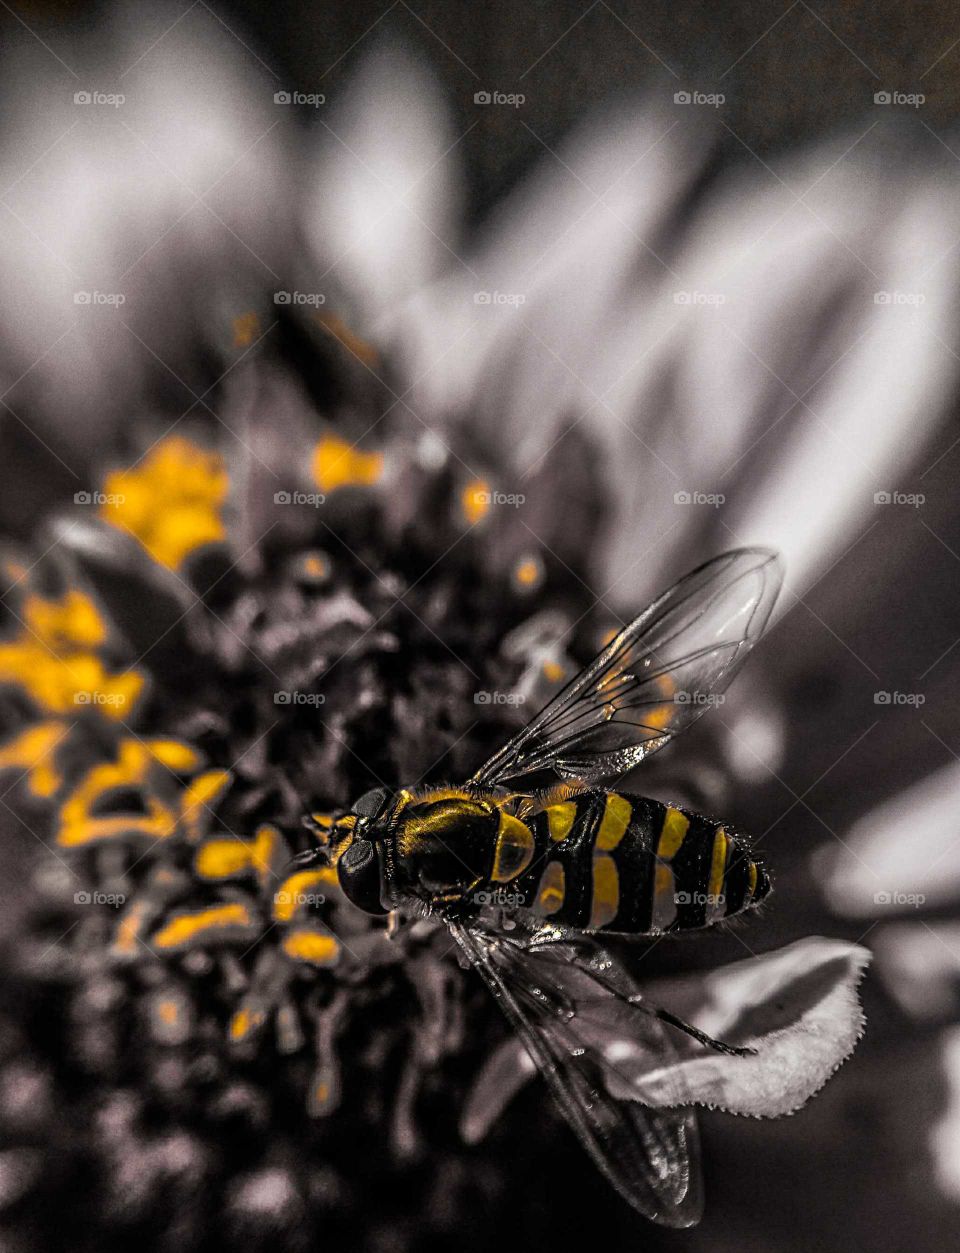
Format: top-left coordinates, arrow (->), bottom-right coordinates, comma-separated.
359,787 -> 503,914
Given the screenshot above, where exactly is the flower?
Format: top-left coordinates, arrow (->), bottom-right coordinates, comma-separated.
0,412 -> 617,1246
0,402 -> 869,1246
0,17 -> 914,1249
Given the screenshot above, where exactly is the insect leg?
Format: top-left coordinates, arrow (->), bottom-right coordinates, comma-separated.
558,941 -> 756,1058
288,846 -> 330,870
386,909 -> 404,940
652,1007 -> 755,1058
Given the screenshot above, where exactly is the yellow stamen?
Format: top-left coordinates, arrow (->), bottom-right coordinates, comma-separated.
312,435 -> 384,494
100,436 -> 229,570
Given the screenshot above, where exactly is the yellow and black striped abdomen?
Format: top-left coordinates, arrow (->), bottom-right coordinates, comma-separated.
504,791 -> 770,934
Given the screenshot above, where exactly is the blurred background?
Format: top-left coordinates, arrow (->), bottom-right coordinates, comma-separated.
0,2 -> 959,1250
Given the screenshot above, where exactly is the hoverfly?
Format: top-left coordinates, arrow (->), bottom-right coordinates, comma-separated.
295,548 -> 783,1226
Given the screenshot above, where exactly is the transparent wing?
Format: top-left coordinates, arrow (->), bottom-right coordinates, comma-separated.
449,922 -> 703,1226
470,547 -> 782,791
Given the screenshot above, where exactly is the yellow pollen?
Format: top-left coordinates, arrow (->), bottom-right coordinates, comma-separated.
229,1006 -> 266,1042
24,589 -> 105,649
114,900 -> 148,955
57,737 -> 203,847
282,929 -> 341,966
195,823 -> 279,883
152,902 -> 254,951
0,588 -> 143,720
314,312 -> 379,366
461,478 -> 490,525
542,659 -> 565,683
272,868 -> 337,922
312,435 -> 384,494
232,311 -> 260,348
0,721 -> 68,798
180,770 -> 232,843
514,558 -> 540,587
100,436 -> 229,570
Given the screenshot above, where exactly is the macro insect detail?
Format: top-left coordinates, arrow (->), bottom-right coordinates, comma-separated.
296,547 -> 784,1226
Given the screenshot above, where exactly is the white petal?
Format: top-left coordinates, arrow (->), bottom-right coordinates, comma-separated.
629,937 -> 870,1118
872,921 -> 960,1020
0,7 -> 290,441
391,108 -> 960,608
460,1036 -> 535,1145
819,758 -> 960,915
932,1026 -> 960,1202
308,44 -> 461,316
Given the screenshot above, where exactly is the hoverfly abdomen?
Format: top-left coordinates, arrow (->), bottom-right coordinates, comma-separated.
509,792 -> 770,934
638,797 -> 770,932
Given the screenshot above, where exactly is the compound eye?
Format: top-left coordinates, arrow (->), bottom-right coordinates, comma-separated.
337,837 -> 388,915
340,837 -> 374,872
351,787 -> 392,821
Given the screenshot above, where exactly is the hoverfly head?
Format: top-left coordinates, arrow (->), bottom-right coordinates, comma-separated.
324,787 -> 397,913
